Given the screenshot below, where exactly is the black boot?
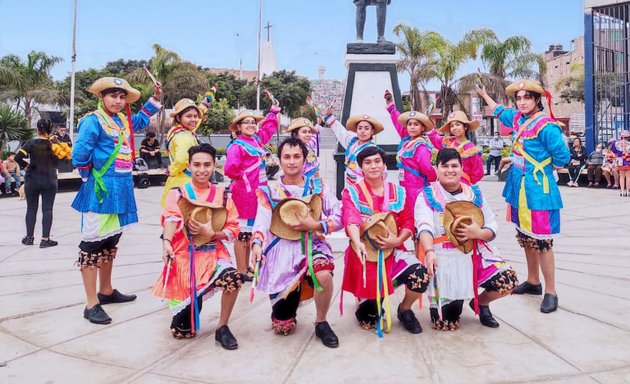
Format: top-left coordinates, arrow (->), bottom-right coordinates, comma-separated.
397,305 -> 422,334
215,325 -> 238,350
315,321 -> 339,348
469,300 -> 499,328
540,293 -> 558,313
512,281 -> 542,295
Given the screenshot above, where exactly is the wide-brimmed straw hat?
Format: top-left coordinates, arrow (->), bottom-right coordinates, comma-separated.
438,110 -> 479,134
169,98 -> 202,119
351,212 -> 398,262
87,77 -> 141,103
177,197 -> 227,247
443,201 -> 484,254
270,194 -> 323,241
346,114 -> 384,135
505,79 -> 545,97
398,111 -> 434,132
285,117 -> 317,134
228,110 -> 264,132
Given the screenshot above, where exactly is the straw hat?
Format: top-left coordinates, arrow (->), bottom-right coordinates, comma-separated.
346,114 -> 384,135
228,110 -> 264,132
351,212 -> 398,262
505,79 -> 545,96
177,197 -> 228,247
443,201 -> 485,254
398,111 -> 434,132
270,194 -> 323,241
169,98 -> 202,119
438,110 -> 479,134
87,77 -> 141,103
285,117 -> 317,134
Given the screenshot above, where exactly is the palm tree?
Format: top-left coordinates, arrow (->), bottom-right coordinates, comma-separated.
428,29 -> 496,117
459,35 -> 547,105
393,24 -> 441,111
0,105 -> 32,151
0,51 -> 63,126
556,62 -> 584,103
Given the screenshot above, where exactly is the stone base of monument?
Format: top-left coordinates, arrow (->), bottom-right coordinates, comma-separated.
333,49 -> 404,197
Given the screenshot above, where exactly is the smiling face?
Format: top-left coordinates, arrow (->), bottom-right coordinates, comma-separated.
449,121 -> 467,138
294,126 -> 313,145
279,144 -> 305,178
188,152 -> 215,184
356,121 -> 374,142
238,117 -> 258,137
406,119 -> 426,138
360,153 -> 385,182
515,90 -> 539,115
178,108 -> 200,130
437,158 -> 463,190
101,90 -> 127,115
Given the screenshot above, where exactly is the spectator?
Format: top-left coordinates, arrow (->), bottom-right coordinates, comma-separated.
15,118 -> 60,248
602,143 -> 619,189
139,132 -> 163,168
586,144 -> 604,187
485,131 -> 503,175
53,124 -> 73,146
0,161 -> 5,189
3,152 -> 21,194
567,138 -> 586,187
265,151 -> 280,179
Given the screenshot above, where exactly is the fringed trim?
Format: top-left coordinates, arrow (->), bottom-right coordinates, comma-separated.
459,145 -> 482,159
271,316 -> 297,335
256,186 -> 274,210
470,185 -> 484,207
421,186 -> 444,213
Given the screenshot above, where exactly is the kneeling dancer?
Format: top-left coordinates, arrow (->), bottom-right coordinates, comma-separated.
341,146 -> 429,336
251,138 -> 341,348
415,149 -> 518,331
153,144 -> 243,349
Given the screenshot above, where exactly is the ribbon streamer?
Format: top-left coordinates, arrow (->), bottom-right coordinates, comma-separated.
303,232 -> 322,292
471,240 -> 480,316
189,235 -> 200,333
249,259 -> 260,303
161,257 -> 172,302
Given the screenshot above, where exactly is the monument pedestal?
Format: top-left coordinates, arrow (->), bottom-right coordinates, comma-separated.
334,48 -> 404,197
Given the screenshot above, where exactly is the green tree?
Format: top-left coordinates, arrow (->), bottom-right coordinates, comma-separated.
0,51 -> 63,125
206,72 -> 248,109
197,98 -> 235,134
241,70 -> 312,118
56,68 -> 108,123
104,59 -> 148,77
393,24 -> 440,111
556,63 -> 584,103
0,105 -> 32,151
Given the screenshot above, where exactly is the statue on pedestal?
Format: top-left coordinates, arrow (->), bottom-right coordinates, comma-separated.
354,0 -> 392,43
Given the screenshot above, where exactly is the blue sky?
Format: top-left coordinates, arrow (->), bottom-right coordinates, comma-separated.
1,0 -> 584,91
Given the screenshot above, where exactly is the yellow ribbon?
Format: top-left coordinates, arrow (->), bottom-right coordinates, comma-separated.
514,141 -> 552,194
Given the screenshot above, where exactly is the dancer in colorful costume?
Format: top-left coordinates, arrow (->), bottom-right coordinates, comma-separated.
384,89 -> 437,206
72,77 -> 161,324
341,146 -> 429,336
427,110 -> 484,185
415,148 -> 518,331
153,143 -> 242,349
610,130 -> 630,196
224,92 -> 280,281
286,117 -> 322,190
251,138 -> 341,348
161,88 -> 216,206
323,107 -> 380,186
477,79 -> 570,313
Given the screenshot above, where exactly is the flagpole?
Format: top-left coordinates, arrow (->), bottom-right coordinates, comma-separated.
69,0 -> 78,139
256,0 -> 262,113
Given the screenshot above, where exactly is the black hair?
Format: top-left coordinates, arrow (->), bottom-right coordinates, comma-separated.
101,88 -> 128,98
146,132 -> 156,138
36,118 -> 53,135
7,151 -> 15,156
277,137 -> 307,159
188,143 -> 216,163
436,148 -> 462,166
58,124 -> 66,129
357,146 -> 386,167
515,90 -> 544,111
176,106 -> 199,123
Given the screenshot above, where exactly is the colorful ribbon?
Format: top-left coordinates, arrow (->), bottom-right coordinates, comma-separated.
375,249 -> 392,338
249,259 -> 260,303
189,234 -> 200,333
302,231 -> 322,292
471,240 -> 481,316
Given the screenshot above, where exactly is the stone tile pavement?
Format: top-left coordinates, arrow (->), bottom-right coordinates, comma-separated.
1,180 -> 629,383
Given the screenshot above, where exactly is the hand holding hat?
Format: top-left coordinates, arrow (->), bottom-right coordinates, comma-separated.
288,210 -> 320,232
453,220 -> 483,244
188,218 -> 216,241
373,232 -> 401,250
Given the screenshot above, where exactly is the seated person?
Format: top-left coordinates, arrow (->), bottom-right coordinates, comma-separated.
3,152 -> 21,194
54,124 -> 73,146
265,151 -> 280,180
140,132 -> 163,168
586,144 -> 604,188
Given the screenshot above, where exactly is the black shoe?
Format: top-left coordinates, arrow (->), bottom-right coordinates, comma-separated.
97,289 -> 137,305
215,325 -> 238,350
315,321 -> 339,348
512,281 -> 543,295
540,293 -> 558,313
397,305 -> 422,334
83,304 -> 112,324
469,300 -> 499,328
39,239 -> 58,248
21,236 -> 34,245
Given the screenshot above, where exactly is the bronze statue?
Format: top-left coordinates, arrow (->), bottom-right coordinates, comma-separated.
354,0 -> 392,43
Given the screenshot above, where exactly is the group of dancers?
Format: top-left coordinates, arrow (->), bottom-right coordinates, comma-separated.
69,75 -> 570,350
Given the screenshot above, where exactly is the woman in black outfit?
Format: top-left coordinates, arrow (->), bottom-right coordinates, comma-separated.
15,118 -> 59,248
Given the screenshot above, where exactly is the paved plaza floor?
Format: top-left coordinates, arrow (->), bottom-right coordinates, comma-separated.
1,179 -> 629,384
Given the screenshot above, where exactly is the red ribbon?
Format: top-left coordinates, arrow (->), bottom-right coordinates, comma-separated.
471,240 -> 480,316
125,104 -> 135,159
543,90 -> 558,122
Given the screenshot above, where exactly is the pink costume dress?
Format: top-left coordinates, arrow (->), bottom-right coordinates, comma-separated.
427,130 -> 484,185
